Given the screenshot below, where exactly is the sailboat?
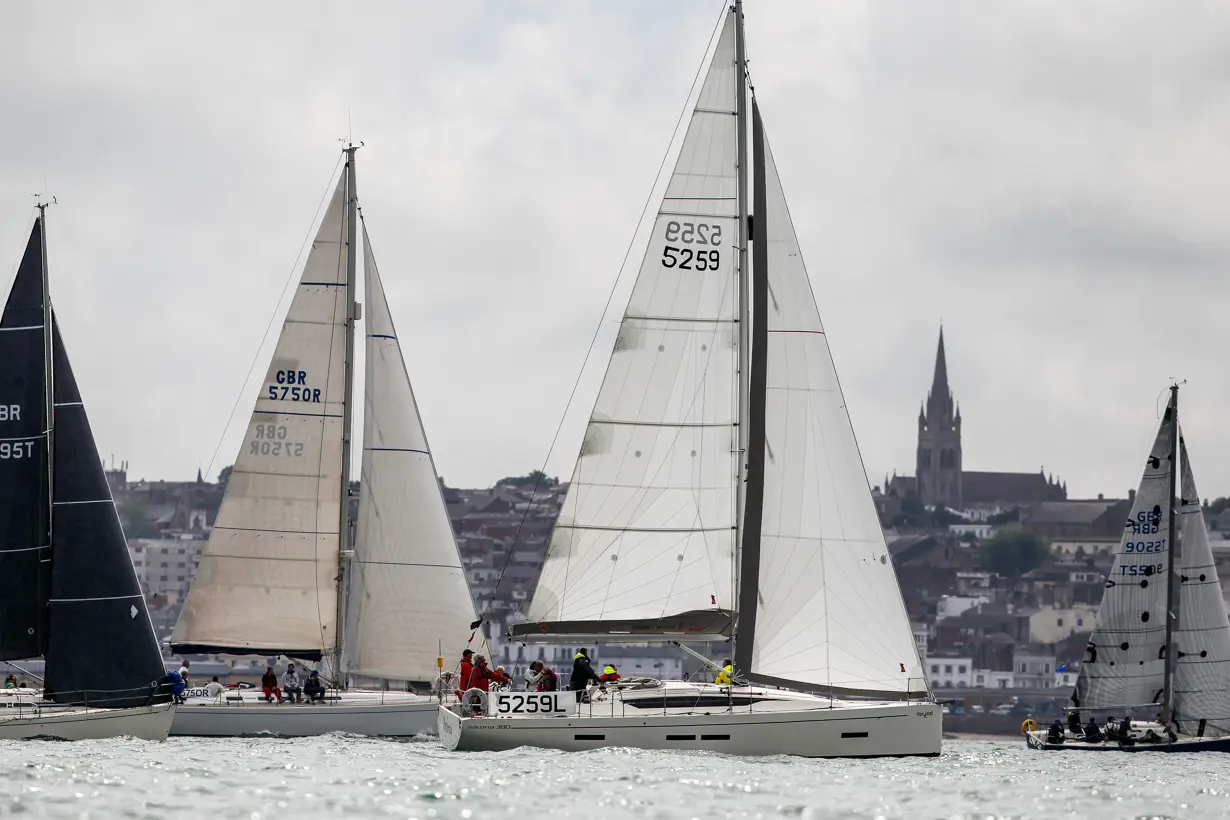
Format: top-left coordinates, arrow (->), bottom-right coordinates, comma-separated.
168,147 -> 479,737
1026,385 -> 1230,752
0,207 -> 175,741
438,2 -> 940,758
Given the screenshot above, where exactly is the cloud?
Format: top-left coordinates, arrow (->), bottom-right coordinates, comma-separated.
2,0 -> 1228,502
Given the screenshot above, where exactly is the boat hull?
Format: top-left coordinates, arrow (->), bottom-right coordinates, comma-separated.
170,691 -> 438,737
0,702 -> 174,741
1025,729 -> 1230,752
438,698 -> 941,758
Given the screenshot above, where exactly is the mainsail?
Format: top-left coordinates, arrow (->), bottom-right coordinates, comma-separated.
1072,402 -> 1174,710
341,224 -> 477,682
1171,438 -> 1230,735
738,102 -> 924,698
519,12 -> 742,641
173,176 -> 351,659
0,223 -> 51,661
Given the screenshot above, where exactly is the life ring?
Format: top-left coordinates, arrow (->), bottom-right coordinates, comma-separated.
1021,718 -> 1037,734
462,687 -> 488,714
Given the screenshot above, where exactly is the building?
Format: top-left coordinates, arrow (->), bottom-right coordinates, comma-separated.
887,328 -> 1070,510
927,656 -> 974,689
1020,494 -> 1133,541
1013,648 -> 1058,689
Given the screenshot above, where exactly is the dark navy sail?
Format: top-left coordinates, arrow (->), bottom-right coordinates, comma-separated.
43,318 -> 168,707
0,221 -> 51,661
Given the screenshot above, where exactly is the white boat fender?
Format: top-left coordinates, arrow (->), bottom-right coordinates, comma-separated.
462,688 -> 488,715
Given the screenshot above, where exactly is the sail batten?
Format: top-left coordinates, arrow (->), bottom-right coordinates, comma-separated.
172,174 -> 351,658
340,225 -> 477,682
520,10 -> 741,639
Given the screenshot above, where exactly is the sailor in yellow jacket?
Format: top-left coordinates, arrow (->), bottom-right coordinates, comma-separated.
715,658 -> 734,685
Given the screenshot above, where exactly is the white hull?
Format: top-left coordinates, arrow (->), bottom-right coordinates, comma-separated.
438,683 -> 941,758
0,701 -> 174,741
170,690 -> 439,737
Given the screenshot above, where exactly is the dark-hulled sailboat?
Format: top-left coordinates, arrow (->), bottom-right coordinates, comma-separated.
0,207 -> 174,740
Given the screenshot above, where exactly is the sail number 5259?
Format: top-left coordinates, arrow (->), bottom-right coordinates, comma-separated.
662,221 -> 723,271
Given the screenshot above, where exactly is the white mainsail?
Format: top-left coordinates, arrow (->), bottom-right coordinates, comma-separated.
173,177 -> 350,657
523,12 -> 741,636
746,126 -> 922,695
341,224 -> 477,681
1172,437 -> 1230,735
1072,407 -> 1173,710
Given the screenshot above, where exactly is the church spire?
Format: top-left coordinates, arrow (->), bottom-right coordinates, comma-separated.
932,326 -> 949,396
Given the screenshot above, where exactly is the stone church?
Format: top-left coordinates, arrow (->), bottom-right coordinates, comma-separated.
884,329 -> 1066,510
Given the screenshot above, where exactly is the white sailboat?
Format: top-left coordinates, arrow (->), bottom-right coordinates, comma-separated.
1027,385 -> 1230,752
0,206 -> 175,741
169,148 -> 479,737
439,2 -> 940,758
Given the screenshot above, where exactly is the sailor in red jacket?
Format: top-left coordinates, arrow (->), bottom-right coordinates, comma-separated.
466,654 -> 512,692
459,649 -> 475,689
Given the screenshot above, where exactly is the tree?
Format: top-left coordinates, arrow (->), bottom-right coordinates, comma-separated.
977,530 -> 1052,578
217,465 -> 233,487
1208,497 -> 1230,516
498,470 -> 557,488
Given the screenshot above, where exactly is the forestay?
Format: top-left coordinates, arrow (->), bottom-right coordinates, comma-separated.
172,176 -> 351,659
341,225 -> 476,681
519,11 -> 741,640
1172,437 -> 1230,736
742,116 -> 924,698
1072,405 -> 1174,710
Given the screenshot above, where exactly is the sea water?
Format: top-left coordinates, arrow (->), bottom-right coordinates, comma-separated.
0,736 -> 1226,819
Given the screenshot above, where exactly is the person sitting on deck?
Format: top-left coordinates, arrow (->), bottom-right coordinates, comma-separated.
1046,719 -> 1065,744
1083,717 -> 1103,742
178,660 -> 191,688
525,661 -> 558,692
304,670 -> 326,703
4,675 -> 16,689
283,663 -> 304,703
1103,716 -> 1119,742
205,676 -> 225,699
600,664 -> 621,683
1067,710 -> 1081,735
261,666 -> 283,703
715,658 -> 734,685
1117,716 -> 1135,746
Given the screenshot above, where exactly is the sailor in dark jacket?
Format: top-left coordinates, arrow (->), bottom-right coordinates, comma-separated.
570,648 -> 604,701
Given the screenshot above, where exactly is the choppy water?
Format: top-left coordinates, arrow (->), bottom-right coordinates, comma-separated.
0,736 -> 1227,819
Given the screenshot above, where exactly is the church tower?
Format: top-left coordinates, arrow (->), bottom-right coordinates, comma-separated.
917,328 -> 962,508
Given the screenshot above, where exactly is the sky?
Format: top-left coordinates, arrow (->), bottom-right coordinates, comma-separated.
3,0 -> 1230,500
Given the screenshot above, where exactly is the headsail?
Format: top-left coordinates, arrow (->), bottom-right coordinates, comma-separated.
172,174 -> 351,659
0,221 -> 51,661
516,10 -> 742,642
341,225 -> 477,681
1071,401 -> 1174,710
737,100 -> 924,699
44,318 -> 168,707
1171,436 -> 1230,736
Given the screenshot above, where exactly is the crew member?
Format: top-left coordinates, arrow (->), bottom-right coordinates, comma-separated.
1046,719 -> 1065,744
1067,710 -> 1081,735
715,658 -> 734,685
525,660 -> 558,692
458,649 -> 475,691
467,654 -> 512,692
570,648 -> 604,701
600,664 -> 621,683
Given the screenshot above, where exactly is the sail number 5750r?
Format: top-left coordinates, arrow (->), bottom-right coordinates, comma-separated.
662,220 -> 722,271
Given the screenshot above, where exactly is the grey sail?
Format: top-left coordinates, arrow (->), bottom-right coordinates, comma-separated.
1171,436 -> 1230,735
1071,399 -> 1174,710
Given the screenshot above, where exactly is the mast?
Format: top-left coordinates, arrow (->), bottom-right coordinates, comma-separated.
37,203 -> 54,552
732,0 -> 750,636
334,145 -> 360,667
1161,383 -> 1181,723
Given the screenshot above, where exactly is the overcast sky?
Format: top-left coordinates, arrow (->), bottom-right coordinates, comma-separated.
3,1 -> 1229,500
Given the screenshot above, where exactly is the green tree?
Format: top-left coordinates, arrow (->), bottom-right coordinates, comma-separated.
977,530 -> 1052,577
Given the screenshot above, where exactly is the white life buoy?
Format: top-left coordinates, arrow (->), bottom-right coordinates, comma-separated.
462,687 -> 488,714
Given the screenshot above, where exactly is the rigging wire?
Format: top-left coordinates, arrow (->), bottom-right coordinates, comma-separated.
202,154 -> 345,481
477,4 -> 732,639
